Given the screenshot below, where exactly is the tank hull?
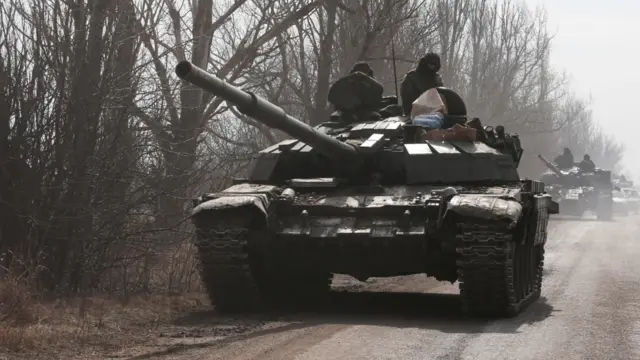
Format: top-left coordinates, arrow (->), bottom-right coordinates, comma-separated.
546,185 -> 613,220
192,180 -> 554,318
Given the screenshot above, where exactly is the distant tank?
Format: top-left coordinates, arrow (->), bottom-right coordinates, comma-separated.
176,60 -> 559,318
617,187 -> 640,215
612,173 -> 634,189
611,173 -> 639,215
538,154 -> 613,220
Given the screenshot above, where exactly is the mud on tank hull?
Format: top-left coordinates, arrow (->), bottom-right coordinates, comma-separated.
191,179 -> 556,318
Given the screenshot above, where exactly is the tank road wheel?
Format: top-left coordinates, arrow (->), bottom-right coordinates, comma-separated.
456,223 -> 544,317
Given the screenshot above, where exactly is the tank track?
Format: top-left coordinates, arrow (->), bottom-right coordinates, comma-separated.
193,214 -> 264,312
193,210 -> 331,313
194,208 -> 545,316
455,222 -> 544,317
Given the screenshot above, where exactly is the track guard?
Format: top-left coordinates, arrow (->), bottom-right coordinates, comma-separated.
192,183 -> 282,217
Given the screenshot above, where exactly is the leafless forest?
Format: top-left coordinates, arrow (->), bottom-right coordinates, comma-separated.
0,0 -> 626,356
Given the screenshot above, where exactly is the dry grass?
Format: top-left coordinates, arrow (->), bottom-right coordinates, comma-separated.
0,238 -> 212,359
0,276 -> 209,359
100,236 -> 203,295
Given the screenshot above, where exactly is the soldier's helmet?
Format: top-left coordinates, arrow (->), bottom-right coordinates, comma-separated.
350,62 -> 374,77
418,52 -> 441,73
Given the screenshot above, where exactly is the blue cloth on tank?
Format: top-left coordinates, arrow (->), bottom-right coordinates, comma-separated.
412,112 -> 444,129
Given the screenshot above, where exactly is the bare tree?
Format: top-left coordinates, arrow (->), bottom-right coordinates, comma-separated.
0,0 -> 150,291
246,0 -> 428,127
133,0 -> 328,231
549,95 -> 625,171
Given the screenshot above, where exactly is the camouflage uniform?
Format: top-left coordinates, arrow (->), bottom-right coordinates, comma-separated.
553,148 -> 575,169
328,61 -> 404,120
327,62 -> 384,122
400,53 -> 445,115
579,154 -> 596,172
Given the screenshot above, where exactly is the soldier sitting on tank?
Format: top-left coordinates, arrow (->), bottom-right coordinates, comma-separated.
400,52 -> 444,116
346,62 -> 402,117
553,148 -> 575,169
328,62 -> 385,123
579,154 -> 596,172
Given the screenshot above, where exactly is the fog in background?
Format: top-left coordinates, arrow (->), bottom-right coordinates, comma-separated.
526,0 -> 640,180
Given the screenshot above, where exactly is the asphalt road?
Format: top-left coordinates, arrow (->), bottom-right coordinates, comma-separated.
126,214 -> 640,360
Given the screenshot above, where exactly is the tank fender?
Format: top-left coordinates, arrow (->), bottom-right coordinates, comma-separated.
445,194 -> 523,228
192,194 -> 270,217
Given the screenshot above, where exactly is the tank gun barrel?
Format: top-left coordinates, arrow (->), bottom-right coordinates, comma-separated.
175,60 -> 359,161
537,154 -> 563,177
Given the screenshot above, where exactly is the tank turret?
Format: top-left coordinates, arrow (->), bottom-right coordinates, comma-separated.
175,60 -> 358,162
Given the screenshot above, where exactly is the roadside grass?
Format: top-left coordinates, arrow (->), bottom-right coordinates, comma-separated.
0,236 -> 209,358
0,273 -> 208,358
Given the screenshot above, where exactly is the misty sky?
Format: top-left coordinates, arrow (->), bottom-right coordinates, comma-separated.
524,0 -> 640,179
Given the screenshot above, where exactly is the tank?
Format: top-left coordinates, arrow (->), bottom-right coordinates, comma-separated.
537,154 -> 613,220
176,60 -> 559,318
610,174 -> 633,215
612,173 -> 634,189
